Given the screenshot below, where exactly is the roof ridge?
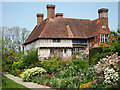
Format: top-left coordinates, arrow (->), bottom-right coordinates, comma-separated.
62,17 -> 92,21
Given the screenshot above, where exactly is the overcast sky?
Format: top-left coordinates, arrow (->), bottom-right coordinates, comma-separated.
2,2 -> 118,32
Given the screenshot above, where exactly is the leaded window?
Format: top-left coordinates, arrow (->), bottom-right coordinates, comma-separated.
100,34 -> 109,43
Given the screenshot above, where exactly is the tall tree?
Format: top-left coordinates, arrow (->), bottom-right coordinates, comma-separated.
21,28 -> 30,52
1,26 -> 30,52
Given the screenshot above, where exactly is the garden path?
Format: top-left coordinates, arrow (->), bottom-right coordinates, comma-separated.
4,73 -> 53,89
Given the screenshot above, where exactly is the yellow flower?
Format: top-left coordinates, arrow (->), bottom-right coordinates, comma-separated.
79,82 -> 93,90
20,74 -> 23,78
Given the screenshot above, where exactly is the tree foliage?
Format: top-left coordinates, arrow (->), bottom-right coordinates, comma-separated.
1,26 -> 30,72
1,26 -> 30,52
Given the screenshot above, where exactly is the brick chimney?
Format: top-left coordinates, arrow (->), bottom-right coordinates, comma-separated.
46,4 -> 55,18
36,13 -> 44,25
98,8 -> 108,26
55,13 -> 63,18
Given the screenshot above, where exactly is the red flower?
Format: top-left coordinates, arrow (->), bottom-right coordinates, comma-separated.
49,78 -> 51,80
49,84 -> 51,87
46,76 -> 49,79
46,83 -> 49,86
56,75 -> 58,77
41,83 -> 44,85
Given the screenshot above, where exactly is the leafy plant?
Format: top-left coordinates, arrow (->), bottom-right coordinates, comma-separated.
22,48 -> 39,69
21,67 -> 46,81
40,55 -> 64,74
2,49 -> 19,72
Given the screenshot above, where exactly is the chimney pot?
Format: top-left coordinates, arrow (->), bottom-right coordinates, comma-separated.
98,8 -> 108,18
55,13 -> 63,18
36,13 -> 44,25
46,4 -> 55,18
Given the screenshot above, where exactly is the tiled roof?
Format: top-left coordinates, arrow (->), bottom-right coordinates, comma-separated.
24,17 -> 110,45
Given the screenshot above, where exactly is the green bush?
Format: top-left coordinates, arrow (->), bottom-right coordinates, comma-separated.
2,49 -> 19,72
89,47 -> 103,64
28,61 -> 43,69
72,59 -> 88,69
21,67 -> 46,82
40,55 -> 64,74
12,60 -> 25,70
22,48 -> 39,69
90,52 -> 113,65
59,59 -> 88,78
10,69 -> 20,77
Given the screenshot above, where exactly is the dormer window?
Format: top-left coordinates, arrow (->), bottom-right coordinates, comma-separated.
102,25 -> 106,29
100,34 -> 109,43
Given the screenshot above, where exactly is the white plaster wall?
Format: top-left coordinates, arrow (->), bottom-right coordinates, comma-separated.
24,39 -> 72,58
39,39 -> 72,47
24,39 -> 72,51
38,48 -> 50,58
63,49 -> 72,57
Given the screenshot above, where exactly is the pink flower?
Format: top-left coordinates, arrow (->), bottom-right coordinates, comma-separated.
98,76 -> 104,79
84,48 -> 89,54
76,55 -> 79,59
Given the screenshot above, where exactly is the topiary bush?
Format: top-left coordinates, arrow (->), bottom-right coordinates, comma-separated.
89,47 -> 103,64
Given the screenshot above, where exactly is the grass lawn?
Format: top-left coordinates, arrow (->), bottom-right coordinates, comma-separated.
2,76 -> 30,90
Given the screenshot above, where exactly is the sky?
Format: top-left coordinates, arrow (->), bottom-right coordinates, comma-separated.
2,2 -> 118,32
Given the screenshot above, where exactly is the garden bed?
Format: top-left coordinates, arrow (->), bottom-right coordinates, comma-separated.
3,49 -> 120,89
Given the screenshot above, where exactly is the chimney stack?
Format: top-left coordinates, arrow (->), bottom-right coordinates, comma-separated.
98,8 -> 108,26
36,13 -> 44,25
46,4 -> 55,18
55,13 -> 63,18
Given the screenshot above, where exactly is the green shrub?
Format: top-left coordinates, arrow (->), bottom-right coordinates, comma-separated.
2,49 -> 19,72
28,61 -> 43,69
21,67 -> 46,81
12,60 -> 25,70
22,48 -> 39,69
89,47 -> 103,64
10,69 -> 20,77
40,55 -> 64,74
91,52 -> 114,65
72,59 -> 88,69
59,59 -> 88,78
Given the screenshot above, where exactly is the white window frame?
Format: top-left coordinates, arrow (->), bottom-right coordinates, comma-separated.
102,25 -> 106,29
100,34 -> 109,43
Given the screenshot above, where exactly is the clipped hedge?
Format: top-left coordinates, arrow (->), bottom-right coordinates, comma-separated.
89,47 -> 103,64
89,47 -> 114,65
